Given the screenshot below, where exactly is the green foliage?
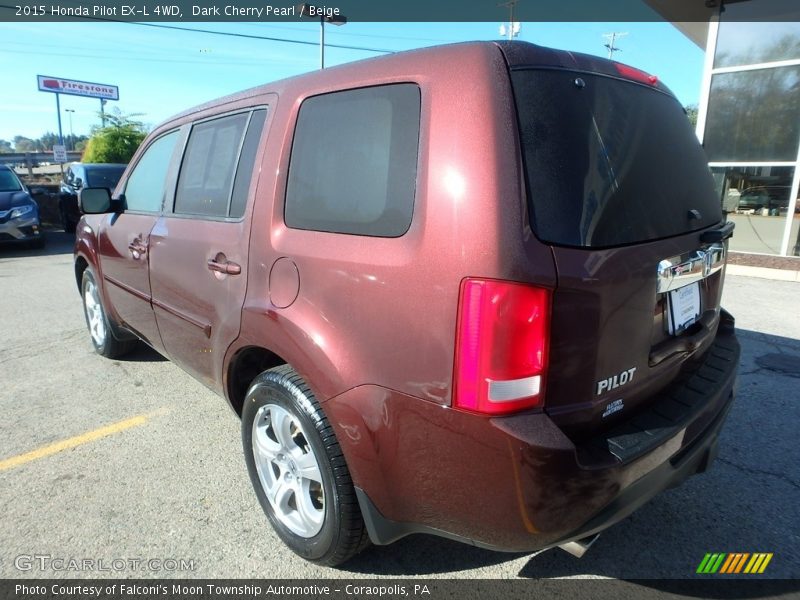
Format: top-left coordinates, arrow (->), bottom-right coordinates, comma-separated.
684,104 -> 698,128
0,139 -> 12,153
10,133 -> 88,153
13,135 -> 36,152
82,108 -> 147,163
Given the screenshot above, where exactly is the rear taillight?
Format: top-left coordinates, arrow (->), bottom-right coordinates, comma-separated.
614,63 -> 659,86
453,278 -> 550,415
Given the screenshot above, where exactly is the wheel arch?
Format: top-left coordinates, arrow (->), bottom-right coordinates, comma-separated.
225,345 -> 288,417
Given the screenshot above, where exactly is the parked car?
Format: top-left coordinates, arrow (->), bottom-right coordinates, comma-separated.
736,185 -> 790,214
59,163 -> 126,233
0,164 -> 44,248
74,41 -> 739,566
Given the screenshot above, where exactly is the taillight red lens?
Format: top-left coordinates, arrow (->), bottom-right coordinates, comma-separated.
615,63 -> 659,85
453,278 -> 550,415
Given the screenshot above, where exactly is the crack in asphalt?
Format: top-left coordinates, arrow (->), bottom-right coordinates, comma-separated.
717,457 -> 800,492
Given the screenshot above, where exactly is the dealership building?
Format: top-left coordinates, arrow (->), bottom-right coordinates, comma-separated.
655,0 -> 800,257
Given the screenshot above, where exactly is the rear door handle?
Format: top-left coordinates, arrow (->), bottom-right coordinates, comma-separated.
207,254 -> 241,276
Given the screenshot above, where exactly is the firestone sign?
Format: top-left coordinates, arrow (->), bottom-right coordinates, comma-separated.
37,75 -> 119,101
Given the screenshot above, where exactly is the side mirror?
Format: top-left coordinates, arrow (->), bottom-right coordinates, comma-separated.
79,187 -> 113,214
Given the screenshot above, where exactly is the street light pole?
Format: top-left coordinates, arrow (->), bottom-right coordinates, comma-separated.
299,3 -> 347,69
320,15 -> 325,69
64,109 -> 75,151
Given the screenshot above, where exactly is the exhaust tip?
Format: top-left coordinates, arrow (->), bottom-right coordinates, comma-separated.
559,533 -> 601,558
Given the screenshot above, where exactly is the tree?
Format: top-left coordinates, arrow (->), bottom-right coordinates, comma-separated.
39,132 -> 61,152
13,135 -> 36,152
82,108 -> 148,163
684,104 -> 698,129
0,139 -> 12,153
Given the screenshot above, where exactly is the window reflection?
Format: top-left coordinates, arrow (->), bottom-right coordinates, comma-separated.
712,166 -> 799,256
715,21 -> 800,68
704,66 -> 800,163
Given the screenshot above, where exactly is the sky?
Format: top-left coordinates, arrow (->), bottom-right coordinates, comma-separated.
0,20 -> 705,144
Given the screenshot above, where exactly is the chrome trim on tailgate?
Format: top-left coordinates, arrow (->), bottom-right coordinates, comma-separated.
657,244 -> 725,293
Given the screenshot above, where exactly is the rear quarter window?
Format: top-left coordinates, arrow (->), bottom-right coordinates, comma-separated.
284,84 -> 421,237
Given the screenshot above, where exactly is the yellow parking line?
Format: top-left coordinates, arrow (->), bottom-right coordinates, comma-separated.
0,411 -> 160,472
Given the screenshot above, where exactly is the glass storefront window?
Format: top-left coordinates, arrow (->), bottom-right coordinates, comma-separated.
714,21 -> 800,68
703,66 -> 800,163
712,166 -> 798,255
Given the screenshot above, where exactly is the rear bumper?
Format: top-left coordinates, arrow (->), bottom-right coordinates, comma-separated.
330,317 -> 739,552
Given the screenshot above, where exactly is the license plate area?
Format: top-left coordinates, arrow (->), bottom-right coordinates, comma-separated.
667,282 -> 701,335
656,243 -> 725,337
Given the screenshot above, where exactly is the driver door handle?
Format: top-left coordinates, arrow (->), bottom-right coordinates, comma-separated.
128,237 -> 147,259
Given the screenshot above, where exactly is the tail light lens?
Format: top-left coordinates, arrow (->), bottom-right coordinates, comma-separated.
453,278 -> 550,415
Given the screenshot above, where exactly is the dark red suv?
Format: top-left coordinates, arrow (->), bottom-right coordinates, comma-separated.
74,41 -> 739,566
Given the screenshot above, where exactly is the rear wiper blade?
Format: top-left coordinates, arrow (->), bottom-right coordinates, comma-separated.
700,221 -> 734,243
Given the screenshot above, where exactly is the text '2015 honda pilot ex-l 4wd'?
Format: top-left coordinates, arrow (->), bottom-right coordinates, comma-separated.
74,41 -> 739,566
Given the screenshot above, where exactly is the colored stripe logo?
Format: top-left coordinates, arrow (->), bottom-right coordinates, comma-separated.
697,553 -> 773,574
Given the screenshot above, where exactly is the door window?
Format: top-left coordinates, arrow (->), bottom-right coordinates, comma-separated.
124,131 -> 179,213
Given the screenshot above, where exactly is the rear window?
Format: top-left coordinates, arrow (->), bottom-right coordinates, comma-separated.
511,69 -> 721,248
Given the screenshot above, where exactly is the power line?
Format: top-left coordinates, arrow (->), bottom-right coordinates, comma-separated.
123,21 -> 394,54
602,31 -> 628,59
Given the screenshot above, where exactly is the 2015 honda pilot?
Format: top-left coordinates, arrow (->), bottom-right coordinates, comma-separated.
74,41 -> 739,566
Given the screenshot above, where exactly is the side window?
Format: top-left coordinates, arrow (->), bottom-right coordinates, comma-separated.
124,131 -> 179,213
174,111 -> 255,218
284,84 -> 421,237
229,109 -> 267,219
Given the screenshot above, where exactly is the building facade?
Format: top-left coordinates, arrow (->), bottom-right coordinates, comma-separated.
695,4 -> 800,256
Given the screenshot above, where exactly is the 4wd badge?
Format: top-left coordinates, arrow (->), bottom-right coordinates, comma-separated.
602,399 -> 625,418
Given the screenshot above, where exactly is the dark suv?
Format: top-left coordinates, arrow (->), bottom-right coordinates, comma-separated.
74,41 -> 739,566
60,163 -> 126,233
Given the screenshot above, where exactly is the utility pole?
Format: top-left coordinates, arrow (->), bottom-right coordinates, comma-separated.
603,31 -> 628,60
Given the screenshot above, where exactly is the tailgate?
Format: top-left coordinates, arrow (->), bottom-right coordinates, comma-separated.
546,235 -> 728,439
507,56 -> 732,439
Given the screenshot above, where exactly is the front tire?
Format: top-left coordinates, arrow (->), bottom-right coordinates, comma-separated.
242,365 -> 369,566
81,268 -> 136,358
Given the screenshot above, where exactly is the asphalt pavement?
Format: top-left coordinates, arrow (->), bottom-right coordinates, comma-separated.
0,232 -> 798,580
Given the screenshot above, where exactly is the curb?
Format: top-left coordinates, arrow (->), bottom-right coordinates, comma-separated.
727,264 -> 800,282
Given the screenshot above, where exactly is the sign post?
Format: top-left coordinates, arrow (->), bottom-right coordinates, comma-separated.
52,145 -> 67,164
37,75 -> 119,174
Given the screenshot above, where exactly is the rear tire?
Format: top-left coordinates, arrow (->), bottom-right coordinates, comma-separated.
81,268 -> 136,358
242,365 -> 369,566
60,204 -> 77,234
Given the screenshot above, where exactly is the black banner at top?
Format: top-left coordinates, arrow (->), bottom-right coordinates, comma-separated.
1,0 -> 800,23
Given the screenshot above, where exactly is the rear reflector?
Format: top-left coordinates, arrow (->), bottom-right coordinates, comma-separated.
614,62 -> 659,85
453,278 -> 550,415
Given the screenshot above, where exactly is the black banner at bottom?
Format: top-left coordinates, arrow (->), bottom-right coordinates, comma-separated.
3,579 -> 800,600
